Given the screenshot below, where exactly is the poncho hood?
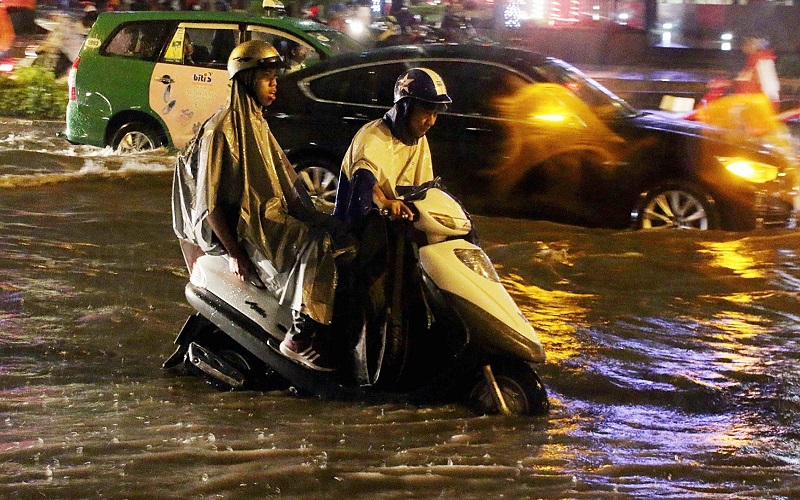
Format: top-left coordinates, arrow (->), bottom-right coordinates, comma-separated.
383,99 -> 418,146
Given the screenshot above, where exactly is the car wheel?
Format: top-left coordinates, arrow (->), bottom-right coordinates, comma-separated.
637,183 -> 718,230
295,158 -> 339,214
111,122 -> 163,153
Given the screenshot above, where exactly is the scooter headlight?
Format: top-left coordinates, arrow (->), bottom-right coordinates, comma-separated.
430,211 -> 470,231
454,248 -> 500,283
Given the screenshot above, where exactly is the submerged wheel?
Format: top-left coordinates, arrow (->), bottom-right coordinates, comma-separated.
363,311 -> 411,388
190,330 -> 286,392
111,122 -> 164,153
637,183 -> 718,230
295,157 -> 339,214
468,362 -> 549,416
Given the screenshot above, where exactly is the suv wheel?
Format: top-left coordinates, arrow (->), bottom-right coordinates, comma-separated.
295,157 -> 339,214
111,122 -> 164,153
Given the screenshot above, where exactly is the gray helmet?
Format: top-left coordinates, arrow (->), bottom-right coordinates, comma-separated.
393,68 -> 452,110
227,40 -> 284,80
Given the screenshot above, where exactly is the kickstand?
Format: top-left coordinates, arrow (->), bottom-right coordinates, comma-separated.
162,314 -> 206,369
482,365 -> 511,416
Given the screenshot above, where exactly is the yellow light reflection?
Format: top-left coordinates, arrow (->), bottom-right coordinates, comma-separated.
708,311 -> 765,340
502,273 -> 592,362
697,240 -> 764,279
530,113 -> 567,123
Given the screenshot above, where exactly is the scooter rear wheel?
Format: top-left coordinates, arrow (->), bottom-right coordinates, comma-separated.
191,330 -> 286,392
468,362 -> 549,416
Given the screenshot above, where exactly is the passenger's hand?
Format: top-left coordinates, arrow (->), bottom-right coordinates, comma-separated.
386,199 -> 414,221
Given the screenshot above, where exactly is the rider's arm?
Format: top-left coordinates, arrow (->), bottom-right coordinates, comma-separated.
372,183 -> 414,220
207,208 -> 254,281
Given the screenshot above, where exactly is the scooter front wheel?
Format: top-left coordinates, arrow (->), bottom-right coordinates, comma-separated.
467,362 -> 549,416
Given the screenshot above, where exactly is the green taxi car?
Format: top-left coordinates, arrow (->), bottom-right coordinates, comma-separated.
65,10 -> 361,152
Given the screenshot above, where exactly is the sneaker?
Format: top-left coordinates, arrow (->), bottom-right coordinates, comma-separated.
279,336 -> 336,372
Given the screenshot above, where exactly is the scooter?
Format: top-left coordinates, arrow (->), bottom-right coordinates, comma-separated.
164,182 -> 549,415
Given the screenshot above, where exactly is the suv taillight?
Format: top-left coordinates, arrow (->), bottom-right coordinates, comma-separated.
68,57 -> 79,101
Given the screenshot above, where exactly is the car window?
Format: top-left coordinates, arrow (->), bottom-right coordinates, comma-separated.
303,29 -> 362,54
247,26 -> 321,69
308,63 -> 406,107
540,61 -> 638,119
421,61 -> 529,117
162,23 -> 239,69
103,21 -> 173,61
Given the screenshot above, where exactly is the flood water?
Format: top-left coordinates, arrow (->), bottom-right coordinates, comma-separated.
2,118 -> 800,498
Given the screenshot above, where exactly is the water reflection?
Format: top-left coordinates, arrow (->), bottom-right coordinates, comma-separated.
2,117 -> 800,496
698,239 -> 765,279
502,274 -> 591,363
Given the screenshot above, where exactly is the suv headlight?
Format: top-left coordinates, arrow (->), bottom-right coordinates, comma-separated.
454,248 -> 500,283
719,157 -> 779,183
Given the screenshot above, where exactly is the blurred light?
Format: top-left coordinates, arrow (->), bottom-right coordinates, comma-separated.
662,31 -> 672,45
532,113 -> 566,122
722,158 -> 779,183
0,61 -> 13,73
618,12 -> 629,21
663,22 -> 673,30
721,32 -> 733,41
530,0 -> 545,20
346,19 -> 365,36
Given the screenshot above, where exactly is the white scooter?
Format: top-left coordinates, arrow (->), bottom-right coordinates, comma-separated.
164,182 -> 549,415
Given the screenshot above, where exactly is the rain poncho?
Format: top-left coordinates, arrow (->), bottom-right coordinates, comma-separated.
335,103 -> 434,223
172,75 -> 337,325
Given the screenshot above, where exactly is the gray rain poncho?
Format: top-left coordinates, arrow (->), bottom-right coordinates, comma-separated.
172,76 -> 337,325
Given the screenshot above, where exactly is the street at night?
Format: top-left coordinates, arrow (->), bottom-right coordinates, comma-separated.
1,118 -> 799,497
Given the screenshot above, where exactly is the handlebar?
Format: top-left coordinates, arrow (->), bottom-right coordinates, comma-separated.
379,208 -> 411,220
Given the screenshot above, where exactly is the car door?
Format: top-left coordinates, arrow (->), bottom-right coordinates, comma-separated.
148,22 -> 239,149
273,62 -> 402,157
414,60 -> 529,215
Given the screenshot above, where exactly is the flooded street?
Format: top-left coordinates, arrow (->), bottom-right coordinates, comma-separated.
1,118 -> 800,498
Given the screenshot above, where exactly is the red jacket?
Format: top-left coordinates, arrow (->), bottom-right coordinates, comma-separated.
734,49 -> 780,103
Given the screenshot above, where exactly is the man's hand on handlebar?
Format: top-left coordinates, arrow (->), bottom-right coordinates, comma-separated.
384,199 -> 414,220
373,183 -> 414,220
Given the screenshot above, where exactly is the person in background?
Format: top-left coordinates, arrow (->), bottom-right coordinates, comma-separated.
281,40 -> 308,73
735,37 -> 780,110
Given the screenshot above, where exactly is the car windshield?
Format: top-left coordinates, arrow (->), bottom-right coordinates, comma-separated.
539,60 -> 639,120
303,29 -> 362,54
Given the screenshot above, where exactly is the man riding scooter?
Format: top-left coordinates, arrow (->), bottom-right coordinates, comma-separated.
334,67 -> 451,224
